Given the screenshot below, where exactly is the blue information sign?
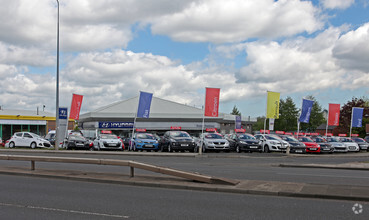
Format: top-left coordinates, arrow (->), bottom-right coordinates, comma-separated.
59,107 -> 68,119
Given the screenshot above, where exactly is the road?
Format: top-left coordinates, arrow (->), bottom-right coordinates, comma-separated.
0,174 -> 368,220
1,151 -> 368,186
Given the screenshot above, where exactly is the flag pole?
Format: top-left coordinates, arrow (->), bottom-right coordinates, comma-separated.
130,93 -> 140,151
349,107 -> 354,138
199,88 -> 206,155
325,104 -> 329,137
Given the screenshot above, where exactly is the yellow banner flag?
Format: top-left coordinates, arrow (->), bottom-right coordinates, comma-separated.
266,91 -> 280,119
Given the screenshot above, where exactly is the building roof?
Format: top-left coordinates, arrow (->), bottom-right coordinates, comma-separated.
0,109 -> 54,117
80,96 -> 256,122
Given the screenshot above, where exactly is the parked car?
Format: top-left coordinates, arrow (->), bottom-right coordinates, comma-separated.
254,134 -> 289,153
92,133 -> 123,151
6,132 -> 51,149
352,137 -> 369,151
364,136 -> 369,143
338,137 -> 360,152
298,137 -> 321,153
227,133 -> 261,153
63,133 -> 93,150
312,137 -> 334,153
198,132 -> 230,152
326,137 -> 348,152
279,135 -> 306,154
130,132 -> 159,152
159,130 -> 196,152
44,130 -> 56,146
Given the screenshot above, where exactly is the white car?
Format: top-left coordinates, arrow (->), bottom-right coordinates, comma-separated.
199,132 -> 230,152
6,132 -> 51,149
93,133 -> 123,151
339,137 -> 360,152
254,134 -> 289,153
326,137 -> 348,152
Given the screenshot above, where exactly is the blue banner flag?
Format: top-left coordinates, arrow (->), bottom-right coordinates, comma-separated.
299,99 -> 314,123
137,91 -> 153,118
235,115 -> 241,129
352,107 -> 364,128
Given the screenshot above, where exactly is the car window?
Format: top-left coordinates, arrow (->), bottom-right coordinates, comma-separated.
24,133 -> 33,138
100,134 -> 118,139
300,137 -> 314,142
238,134 -> 256,140
353,138 -> 364,142
170,131 -> 190,138
204,133 -> 223,139
136,133 -> 155,140
15,133 -> 22,137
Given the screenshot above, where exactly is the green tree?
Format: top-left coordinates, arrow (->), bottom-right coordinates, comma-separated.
230,105 -> 241,116
253,116 -> 266,131
275,97 -> 299,131
300,95 -> 325,132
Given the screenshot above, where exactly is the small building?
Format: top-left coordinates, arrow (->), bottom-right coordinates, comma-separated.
0,109 -> 74,141
78,96 -> 256,137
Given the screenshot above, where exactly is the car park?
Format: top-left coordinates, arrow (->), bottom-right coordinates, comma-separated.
279,135 -> 306,154
92,131 -> 123,151
159,130 -> 196,152
312,137 -> 334,153
227,133 -> 261,153
254,134 -> 289,153
338,137 -> 360,152
198,129 -> 230,152
326,137 -> 348,152
298,137 -> 321,153
130,130 -> 159,152
352,137 -> 369,151
6,132 -> 51,149
63,132 -> 93,150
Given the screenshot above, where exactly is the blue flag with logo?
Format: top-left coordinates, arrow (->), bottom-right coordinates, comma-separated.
137,91 -> 153,118
299,99 -> 314,123
352,107 -> 364,128
235,115 -> 241,129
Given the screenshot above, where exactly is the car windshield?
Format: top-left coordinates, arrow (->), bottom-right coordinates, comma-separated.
300,137 -> 314,143
353,138 -> 365,142
327,137 -> 340,142
284,136 -> 298,142
315,138 -> 326,142
100,134 -> 118,139
238,134 -> 256,140
136,133 -> 155,140
204,133 -> 223,139
340,138 -> 353,142
265,135 -> 281,140
69,134 -> 84,140
170,131 -> 190,138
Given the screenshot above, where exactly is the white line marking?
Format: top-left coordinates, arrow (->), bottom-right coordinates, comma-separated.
277,173 -> 369,179
0,202 -> 129,218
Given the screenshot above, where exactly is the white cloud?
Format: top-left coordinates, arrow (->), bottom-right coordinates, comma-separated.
151,0 -> 323,43
321,0 -> 355,9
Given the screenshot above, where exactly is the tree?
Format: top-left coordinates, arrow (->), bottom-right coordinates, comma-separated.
300,95 -> 325,132
231,105 -> 241,116
253,116 -> 266,131
275,97 -> 299,131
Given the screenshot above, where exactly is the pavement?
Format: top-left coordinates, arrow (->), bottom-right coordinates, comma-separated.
1,149 -> 369,202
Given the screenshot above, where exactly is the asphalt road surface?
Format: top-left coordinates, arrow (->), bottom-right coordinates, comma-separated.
1,174 -> 368,220
0,151 -> 368,186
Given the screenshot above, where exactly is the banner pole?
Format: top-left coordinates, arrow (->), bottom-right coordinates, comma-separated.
325,104 -> 329,137
349,107 -> 354,138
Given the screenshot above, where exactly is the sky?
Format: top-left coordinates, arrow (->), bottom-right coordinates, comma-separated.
1,0 -> 369,119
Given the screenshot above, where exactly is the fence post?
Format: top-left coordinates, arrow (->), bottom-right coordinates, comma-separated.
31,161 -> 35,170
130,166 -> 134,177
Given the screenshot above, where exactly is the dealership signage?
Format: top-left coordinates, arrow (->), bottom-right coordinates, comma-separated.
99,122 -> 134,129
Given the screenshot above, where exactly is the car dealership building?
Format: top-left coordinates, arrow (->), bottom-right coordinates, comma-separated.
78,96 -> 256,137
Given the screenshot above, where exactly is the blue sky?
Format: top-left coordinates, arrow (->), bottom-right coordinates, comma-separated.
1,0 -> 369,119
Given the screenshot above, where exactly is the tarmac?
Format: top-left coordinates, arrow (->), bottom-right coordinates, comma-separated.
1,149 -> 369,202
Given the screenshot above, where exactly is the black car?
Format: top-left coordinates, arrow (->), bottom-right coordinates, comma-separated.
227,133 -> 262,153
352,137 -> 369,151
63,133 -> 92,150
159,130 -> 196,152
312,137 -> 334,153
279,135 -> 306,154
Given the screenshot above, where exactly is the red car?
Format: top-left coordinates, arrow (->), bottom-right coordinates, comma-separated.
298,137 -> 320,153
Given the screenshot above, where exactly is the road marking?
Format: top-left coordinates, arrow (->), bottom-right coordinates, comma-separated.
0,202 -> 129,218
277,172 -> 369,179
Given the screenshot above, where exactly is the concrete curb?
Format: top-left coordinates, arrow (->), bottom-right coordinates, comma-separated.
279,163 -> 369,171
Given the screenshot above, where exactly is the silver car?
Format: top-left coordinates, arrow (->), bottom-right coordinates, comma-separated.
199,133 -> 230,152
326,137 -> 348,152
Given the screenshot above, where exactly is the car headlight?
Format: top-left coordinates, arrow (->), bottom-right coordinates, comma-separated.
240,141 -> 247,144
137,140 -> 143,143
170,139 -> 176,142
317,144 -> 320,147
271,141 -> 278,144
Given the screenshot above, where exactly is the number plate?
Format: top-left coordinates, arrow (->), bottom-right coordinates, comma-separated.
145,145 -> 153,148
309,148 -> 317,151
250,146 -> 257,148
181,144 -> 189,147
109,143 -> 116,146
296,150 -> 302,153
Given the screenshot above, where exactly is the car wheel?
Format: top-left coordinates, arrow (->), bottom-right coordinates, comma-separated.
264,145 -> 269,153
30,142 -> 36,149
202,145 -> 206,153
9,142 -> 15,148
236,145 -> 241,153
160,144 -> 165,152
89,147 -> 94,151
168,144 -> 172,152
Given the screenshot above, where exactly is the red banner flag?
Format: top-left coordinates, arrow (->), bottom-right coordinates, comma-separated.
204,88 -> 220,117
69,94 -> 83,120
328,103 -> 340,126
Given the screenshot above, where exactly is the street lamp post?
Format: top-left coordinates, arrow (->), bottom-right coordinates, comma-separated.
55,0 -> 60,150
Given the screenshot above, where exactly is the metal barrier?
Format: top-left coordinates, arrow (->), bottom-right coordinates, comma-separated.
0,154 -> 239,185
